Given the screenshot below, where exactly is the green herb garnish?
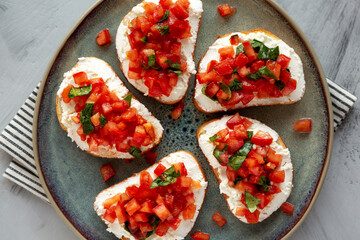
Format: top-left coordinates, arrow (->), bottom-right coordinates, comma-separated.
209,134 -> 219,142
124,94 -> 132,106
235,44 -> 245,56
140,35 -> 148,43
245,190 -> 261,213
157,25 -> 169,35
201,84 -> 217,101
250,39 -> 279,60
68,84 -> 92,99
274,80 -> 285,90
219,83 -> 232,101
247,66 -> 278,81
148,55 -> 156,67
237,131 -> 253,157
165,59 -> 181,70
228,79 -> 243,91
157,10 -> 170,23
150,166 -> 181,189
80,103 -> 95,134
146,216 -> 161,237
169,70 -> 183,76
246,72 -> 262,80
257,176 -> 270,192
129,146 -> 142,158
234,176 -> 243,185
99,114 -> 107,128
213,144 -> 228,161
228,154 -> 246,171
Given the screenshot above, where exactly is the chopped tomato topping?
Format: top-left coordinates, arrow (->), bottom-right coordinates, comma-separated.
154,163 -> 166,176
100,163 -> 116,182
269,170 -> 285,183
182,203 -> 196,220
251,130 -> 273,146
230,34 -> 240,45
96,28 -> 111,46
191,231 -> 210,240
171,99 -> 184,120
294,118 -> 312,132
281,202 -> 294,216
217,4 -> 236,17
212,212 -> 227,227
153,203 -> 171,221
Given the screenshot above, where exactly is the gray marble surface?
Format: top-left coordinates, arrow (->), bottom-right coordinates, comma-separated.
0,0 -> 359,239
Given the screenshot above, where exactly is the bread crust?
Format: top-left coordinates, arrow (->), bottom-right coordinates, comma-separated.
94,150 -> 208,239
193,28 -> 304,113
196,115 -> 294,223
117,0 -> 203,105
56,57 -> 163,159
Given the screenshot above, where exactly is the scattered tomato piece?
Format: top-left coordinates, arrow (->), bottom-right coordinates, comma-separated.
100,163 -> 116,182
212,212 -> 227,227
191,231 -> 210,240
294,118 -> 312,132
217,4 -> 236,17
281,202 -> 294,216
96,28 -> 111,46
171,99 -> 184,120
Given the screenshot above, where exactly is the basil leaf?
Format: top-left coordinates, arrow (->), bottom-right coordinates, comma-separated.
99,114 -> 107,128
228,154 -> 246,171
157,10 -> 170,23
234,176 -> 243,185
213,145 -> 228,162
148,55 -> 156,67
129,146 -> 142,158
238,142 -> 253,157
228,79 -> 243,91
165,59 -> 181,70
157,25 -> 169,35
141,62 -> 149,69
201,84 -> 217,101
219,83 -> 232,101
258,66 -> 277,80
170,70 -> 183,76
236,44 -> 245,56
250,39 -> 263,49
233,68 -> 238,74
140,35 -> 148,43
246,72 -> 261,80
275,80 -> 285,90
246,131 -> 253,140
257,176 -> 270,192
124,94 -> 132,106
150,166 -> 181,189
146,216 -> 161,237
250,39 -> 279,60
245,190 -> 261,213
80,103 -> 94,134
68,84 -> 92,99
209,134 -> 219,142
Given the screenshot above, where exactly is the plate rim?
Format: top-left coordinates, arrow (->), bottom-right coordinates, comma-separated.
32,0 -> 334,239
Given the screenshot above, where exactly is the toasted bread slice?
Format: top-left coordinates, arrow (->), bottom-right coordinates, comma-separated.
94,151 -> 208,239
197,114 -> 293,223
116,0 -> 203,104
194,29 -> 305,113
56,57 -> 163,159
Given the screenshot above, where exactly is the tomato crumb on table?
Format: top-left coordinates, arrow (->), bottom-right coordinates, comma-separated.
96,28 -> 111,46
212,211 -> 227,227
217,4 -> 237,17
293,118 -> 312,132
191,231 -> 211,240
144,151 -> 157,164
171,99 -> 184,119
100,163 -> 116,182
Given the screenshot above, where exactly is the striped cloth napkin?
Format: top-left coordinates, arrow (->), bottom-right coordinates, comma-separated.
0,80 -> 357,203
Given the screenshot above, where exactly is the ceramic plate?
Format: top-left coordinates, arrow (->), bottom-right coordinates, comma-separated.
33,0 -> 333,239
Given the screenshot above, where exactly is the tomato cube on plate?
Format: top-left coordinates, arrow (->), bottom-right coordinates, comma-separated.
294,118 -> 312,132
212,212 -> 227,227
191,231 -> 210,240
217,4 -> 236,17
171,99 -> 184,120
100,163 -> 116,182
96,28 -> 111,46
281,202 -> 294,216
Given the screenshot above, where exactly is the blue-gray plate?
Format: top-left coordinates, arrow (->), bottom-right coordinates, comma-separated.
33,0 -> 333,239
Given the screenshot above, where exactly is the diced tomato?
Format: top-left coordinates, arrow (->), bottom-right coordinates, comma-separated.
276,54 -> 291,70
204,82 -> 220,98
216,128 -> 229,141
267,148 -> 283,166
235,206 -> 247,217
217,4 -> 236,17
168,217 -> 181,230
173,162 -> 188,176
264,162 -> 277,170
100,163 -> 116,182
245,209 -> 260,223
124,198 -> 141,216
90,112 -> 101,127
216,89 -> 230,103
61,85 -> 73,103
139,222 -> 153,233
267,184 -> 281,194
121,107 -> 137,122
178,176 -> 192,188
230,34 -> 240,45
281,202 -> 294,216
226,113 -> 242,129
170,2 -> 189,20
226,137 -> 244,154
152,203 -> 171,221
154,163 -> 166,176
242,41 -> 257,62
280,70 -> 291,84
251,60 -> 266,72
133,213 -> 149,223
234,181 -> 257,195
155,221 -> 170,236
131,125 -> 147,147
139,200 -> 154,214
234,52 -> 249,69
96,29 -> 111,46
214,59 -> 234,75
73,72 -> 89,86
140,170 -> 153,188
128,216 -> 140,232
103,206 -> 117,223
234,124 -> 248,139
281,78 -> 297,96
103,193 -> 121,209
294,118 -> 312,132
251,130 -> 273,146
171,99 -> 184,120
238,66 -> 250,78
269,170 -> 285,183
212,212 -> 227,227
248,150 -> 265,164
115,202 -> 128,224
237,165 -> 249,178
159,0 -> 174,9
76,126 -> 86,141
156,194 -> 165,204
145,151 -> 157,164
218,46 -> 235,59
197,69 -> 222,84
226,165 -> 237,182
248,175 -> 261,184
182,203 -> 196,220
191,179 -> 202,190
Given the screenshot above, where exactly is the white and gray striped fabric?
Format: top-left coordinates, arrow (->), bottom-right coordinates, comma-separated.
0,80 -> 357,202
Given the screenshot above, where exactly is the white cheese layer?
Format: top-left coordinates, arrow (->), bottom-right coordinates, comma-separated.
116,0 -> 203,103
56,57 -> 164,159
94,151 -> 208,240
195,31 -> 305,112
197,116 -> 293,223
